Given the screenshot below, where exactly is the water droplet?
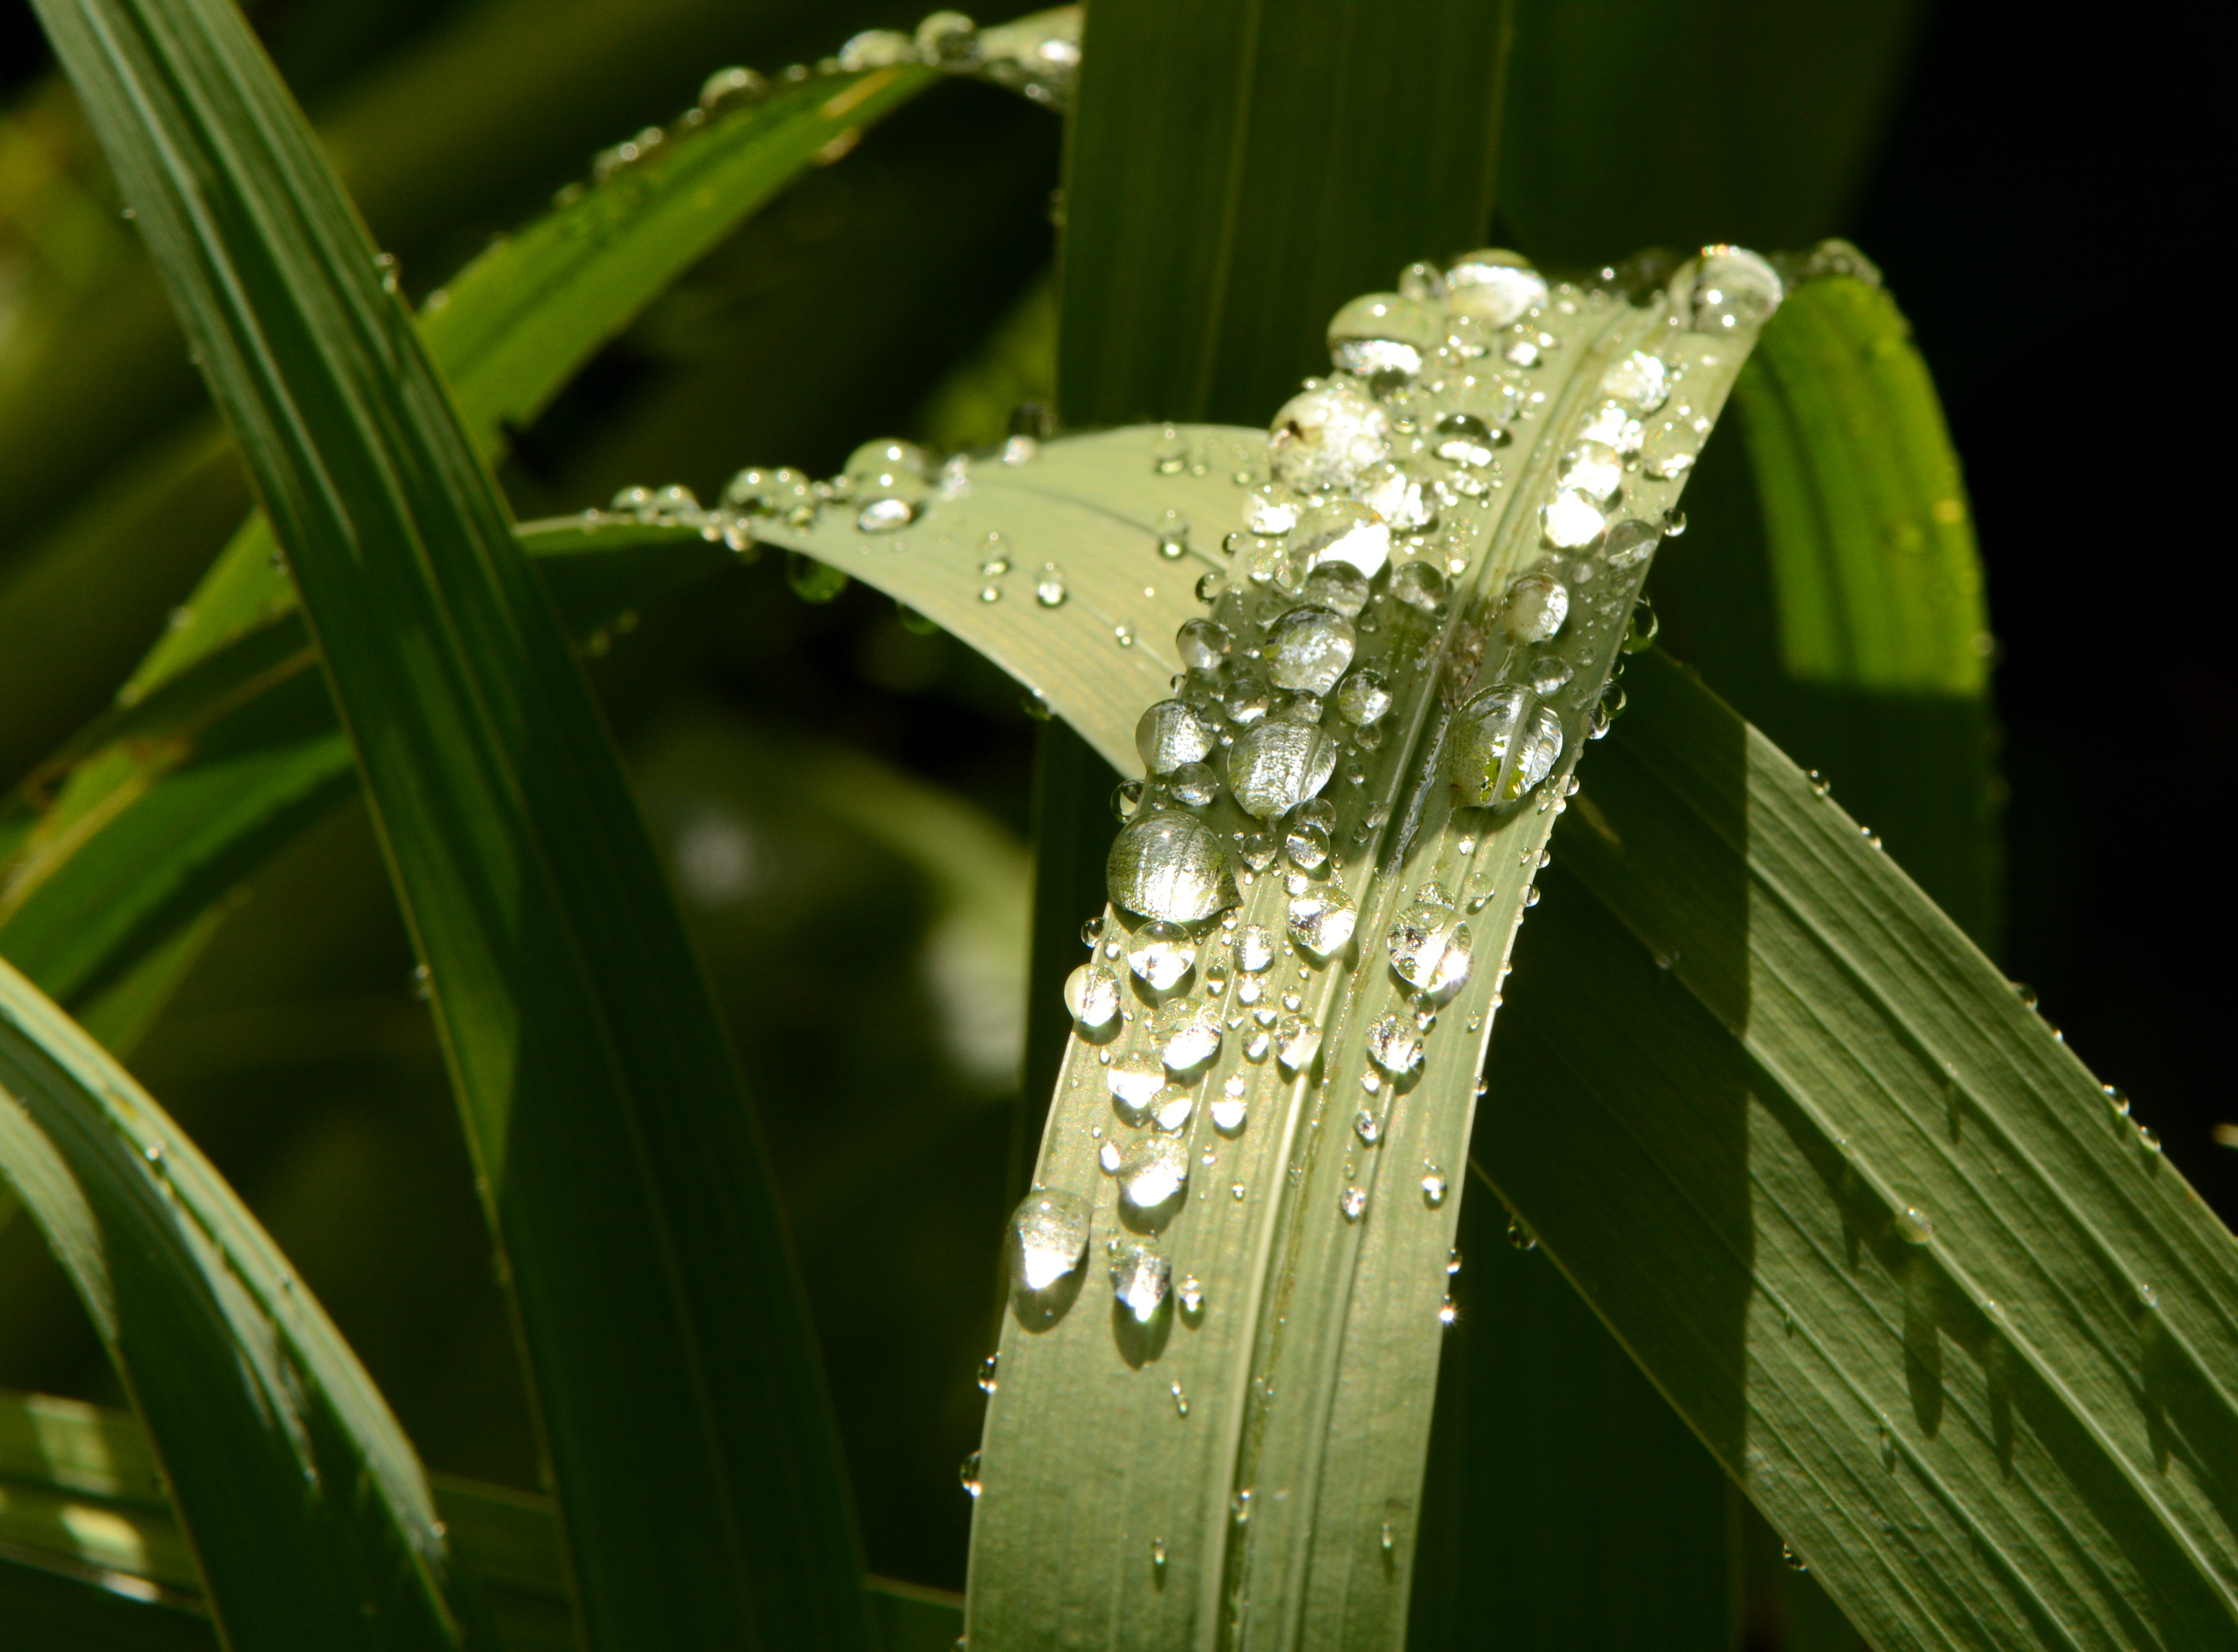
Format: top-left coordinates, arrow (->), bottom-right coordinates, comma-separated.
1211,1092 -> 1248,1135
1283,819 -> 1332,872
1334,669 -> 1394,726
1152,424 -> 1191,473
1357,460 -> 1436,529
1432,410 -> 1506,468
1340,1186 -> 1369,1221
1111,1242 -> 1173,1321
1230,720 -> 1339,819
1501,573 -> 1570,642
1579,405 -> 1643,455
1177,617 -> 1233,671
1100,1139 -> 1124,1174
1277,1014 -> 1323,1072
1302,560 -> 1372,619
1234,1488 -> 1253,1524
1623,597 -> 1660,653
1447,683 -> 1563,808
1234,926 -> 1276,973
959,1449 -> 983,1498
2136,1281 -> 2160,1311
1117,1134 -> 1191,1218
1169,762 -> 1220,808
1691,245 -> 1784,334
1895,1206 -> 1934,1244
1367,1013 -> 1424,1076
1264,606 -> 1358,695
1009,1189 -> 1091,1291
978,1352 -> 1000,1394
1137,699 -> 1217,775
1781,1542 -> 1807,1573
1155,512 -> 1190,559
1558,441 -> 1623,505
1507,1213 -> 1537,1251
856,496 -> 916,533
1328,292 -> 1442,382
1197,568 -> 1229,604
1035,563 -> 1068,606
1156,1001 -> 1223,1074
1540,490 -> 1607,550
1602,517 -> 1660,571
1290,500 -> 1392,583
1354,1108 -> 1382,1145
1422,1170 -> 1447,1207
1438,1295 -> 1458,1325
1387,902 -> 1473,997
1126,921 -> 1197,992
1064,963 -> 1121,1031
1178,1274 -> 1205,1315
1600,351 -> 1669,414
1285,883 -> 1358,958
1444,251 -> 1547,326
1390,560 -> 1449,614
1108,812 -> 1239,922
1268,379 -> 1391,493
1530,656 -> 1573,695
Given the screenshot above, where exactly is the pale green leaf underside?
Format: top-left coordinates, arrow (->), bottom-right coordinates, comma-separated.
739,259 -> 1760,1649
1481,650 -> 2238,1650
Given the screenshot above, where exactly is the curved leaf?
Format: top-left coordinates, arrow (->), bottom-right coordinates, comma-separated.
0,961 -> 460,1647
1480,648 -> 2238,1650
29,0 -> 870,1644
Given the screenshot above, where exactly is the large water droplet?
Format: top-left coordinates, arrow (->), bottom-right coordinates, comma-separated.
1367,1013 -> 1424,1076
1268,379 -> 1391,493
1119,1135 -> 1190,1217
1276,1014 -> 1323,1072
1156,1002 -> 1223,1075
1235,924 -> 1276,973
1286,882 -> 1358,957
1230,720 -> 1338,819
1335,669 -> 1393,726
1111,1242 -> 1172,1321
1447,683 -> 1563,808
1127,920 -> 1197,992
1558,442 -> 1623,505
1108,812 -> 1239,922
1387,902 -> 1473,997
1602,518 -> 1661,570
1211,1090 -> 1248,1135
1444,251 -> 1547,327
1169,762 -> 1219,808
1302,561 -> 1371,619
1065,962 -> 1121,1031
1137,699 -> 1217,775
1540,491 -> 1607,550
1600,351 -> 1669,414
1356,460 -> 1435,529
1009,1189 -> 1090,1291
1691,245 -> 1784,334
1433,410 -> 1506,469
1327,292 -> 1442,382
1265,605 -> 1357,695
1107,1054 -> 1166,1123
1245,485 -> 1301,536
1391,561 -> 1449,614
1501,573 -> 1570,642
1289,497 -> 1390,579
1177,618 -> 1234,671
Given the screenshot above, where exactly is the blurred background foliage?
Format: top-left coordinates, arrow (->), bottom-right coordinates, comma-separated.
0,0 -> 2223,1637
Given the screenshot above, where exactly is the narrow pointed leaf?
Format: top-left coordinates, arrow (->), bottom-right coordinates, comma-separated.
28,0 -> 867,1644
1653,261 -> 2000,945
1480,648 -> 2238,1650
0,961 -> 461,1646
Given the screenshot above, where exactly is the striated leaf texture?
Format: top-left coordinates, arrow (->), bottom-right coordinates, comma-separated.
1481,648 -> 2238,1650
27,0 -> 868,1644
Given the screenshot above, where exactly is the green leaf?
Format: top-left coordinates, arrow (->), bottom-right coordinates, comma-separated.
1058,0 -> 1511,427
0,964 -> 461,1646
1495,0 -> 1924,263
1652,262 -> 2001,948
1407,1186 -> 1740,1650
0,518 -> 731,1055
0,1384 -> 966,1652
28,0 -> 867,1644
1479,647 -> 2238,1650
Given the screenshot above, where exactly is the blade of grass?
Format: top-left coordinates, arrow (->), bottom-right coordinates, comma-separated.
29,0 -> 870,1643
0,961 -> 462,1646
0,1384 -> 967,1652
1058,0 -> 1511,428
1650,258 -> 2000,948
1479,648 -> 2238,1649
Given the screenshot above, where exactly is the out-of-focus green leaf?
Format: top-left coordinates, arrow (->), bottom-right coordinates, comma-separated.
1495,0 -> 1924,264
0,1384 -> 967,1652
1480,649 -> 2238,1651
1058,0 -> 1511,428
0,518 -> 731,1055
1652,262 -> 2000,947
1408,1181 -> 1739,1650
0,964 -> 462,1647
30,0 -> 868,1644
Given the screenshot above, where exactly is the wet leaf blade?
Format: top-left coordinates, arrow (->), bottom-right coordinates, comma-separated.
1652,269 -> 2001,947
1481,648 -> 2238,1650
28,1 -> 869,1645
0,963 -> 460,1647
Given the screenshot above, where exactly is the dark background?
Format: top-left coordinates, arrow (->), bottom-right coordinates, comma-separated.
0,0 -> 2227,1606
